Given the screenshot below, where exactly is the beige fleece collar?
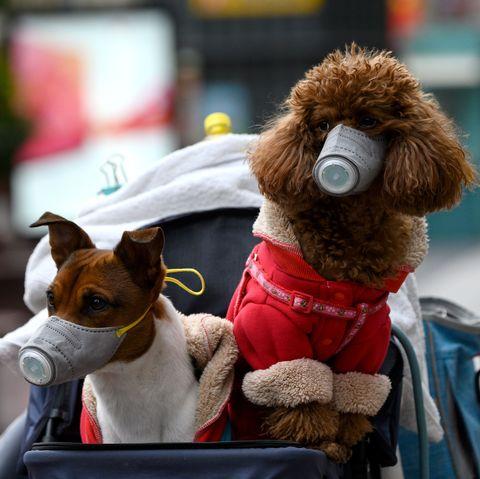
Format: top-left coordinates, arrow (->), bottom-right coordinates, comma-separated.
180,313 -> 238,433
252,200 -> 301,252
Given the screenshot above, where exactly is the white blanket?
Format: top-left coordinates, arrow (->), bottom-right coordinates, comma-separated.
0,133 -> 442,441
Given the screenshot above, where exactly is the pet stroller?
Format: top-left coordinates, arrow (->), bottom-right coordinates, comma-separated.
0,134 -> 430,479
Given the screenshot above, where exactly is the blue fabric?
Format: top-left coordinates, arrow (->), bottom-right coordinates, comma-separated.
220,418 -> 232,442
399,428 -> 455,479
24,446 -> 342,479
17,382 -> 81,475
18,386 -> 55,471
399,317 -> 480,478
438,329 -> 480,464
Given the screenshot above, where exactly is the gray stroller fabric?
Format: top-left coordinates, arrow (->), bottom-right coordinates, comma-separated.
0,413 -> 26,479
24,443 -> 342,479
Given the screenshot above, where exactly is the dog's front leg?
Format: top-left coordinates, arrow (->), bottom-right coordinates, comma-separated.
316,412 -> 372,463
242,358 -> 338,443
316,372 -> 393,463
263,402 -> 339,443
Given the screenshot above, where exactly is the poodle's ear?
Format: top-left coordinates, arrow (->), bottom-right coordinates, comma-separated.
382,96 -> 477,216
249,112 -> 318,204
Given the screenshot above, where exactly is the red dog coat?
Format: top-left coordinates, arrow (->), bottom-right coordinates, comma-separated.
227,239 -> 408,440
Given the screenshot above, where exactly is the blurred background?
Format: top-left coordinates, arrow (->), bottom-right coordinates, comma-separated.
0,0 -> 479,434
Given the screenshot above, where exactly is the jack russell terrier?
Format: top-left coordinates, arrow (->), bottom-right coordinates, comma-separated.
19,212 -> 237,443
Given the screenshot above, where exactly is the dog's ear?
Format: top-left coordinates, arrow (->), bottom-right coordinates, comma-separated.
30,212 -> 96,269
250,112 -> 318,204
382,96 -> 477,216
114,227 -> 165,294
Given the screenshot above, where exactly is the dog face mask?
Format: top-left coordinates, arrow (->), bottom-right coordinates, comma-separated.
18,315 -> 130,386
313,124 -> 387,196
18,268 -> 205,387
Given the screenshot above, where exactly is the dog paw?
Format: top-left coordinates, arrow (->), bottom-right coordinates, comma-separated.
337,413 -> 372,447
263,402 -> 339,443
315,441 -> 352,464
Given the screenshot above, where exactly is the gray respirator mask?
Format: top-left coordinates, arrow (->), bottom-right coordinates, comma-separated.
18,268 -> 204,387
18,316 -> 130,386
313,124 -> 387,196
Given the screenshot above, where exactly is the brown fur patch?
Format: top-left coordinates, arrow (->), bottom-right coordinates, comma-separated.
336,412 -> 373,447
312,413 -> 372,463
263,406 -> 372,463
316,441 -> 352,464
287,197 -> 412,286
263,402 -> 339,443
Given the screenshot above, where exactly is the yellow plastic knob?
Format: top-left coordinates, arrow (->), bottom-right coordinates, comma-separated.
204,112 -> 232,136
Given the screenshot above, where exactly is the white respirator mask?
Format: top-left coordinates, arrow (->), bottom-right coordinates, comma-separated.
313,124 -> 387,196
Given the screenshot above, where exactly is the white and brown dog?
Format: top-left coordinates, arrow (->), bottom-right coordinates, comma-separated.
27,213 -> 237,444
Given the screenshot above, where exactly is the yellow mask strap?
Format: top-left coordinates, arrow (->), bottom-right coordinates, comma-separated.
115,268 -> 205,338
116,305 -> 153,338
164,268 -> 206,297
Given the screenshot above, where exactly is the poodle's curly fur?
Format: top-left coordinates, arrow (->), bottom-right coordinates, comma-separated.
263,402 -> 339,444
250,44 -> 476,286
263,404 -> 373,463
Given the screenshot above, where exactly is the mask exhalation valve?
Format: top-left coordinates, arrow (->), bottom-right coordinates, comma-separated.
19,349 -> 54,386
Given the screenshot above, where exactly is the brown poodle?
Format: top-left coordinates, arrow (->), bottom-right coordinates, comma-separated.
251,44 -> 476,286
247,45 -> 476,461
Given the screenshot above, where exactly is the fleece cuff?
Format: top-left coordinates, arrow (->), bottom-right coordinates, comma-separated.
242,359 -> 333,408
332,372 -> 391,416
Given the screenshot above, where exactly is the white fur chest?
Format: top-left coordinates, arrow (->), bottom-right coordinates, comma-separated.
87,298 -> 199,443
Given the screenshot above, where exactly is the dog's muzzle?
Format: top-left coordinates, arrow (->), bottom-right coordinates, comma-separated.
313,124 -> 386,196
18,316 -> 125,386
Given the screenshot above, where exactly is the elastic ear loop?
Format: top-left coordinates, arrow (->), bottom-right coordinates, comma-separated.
164,268 -> 206,296
116,305 -> 152,338
115,268 -> 205,338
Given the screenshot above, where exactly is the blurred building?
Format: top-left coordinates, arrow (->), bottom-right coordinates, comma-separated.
391,0 -> 480,239
388,0 -> 480,309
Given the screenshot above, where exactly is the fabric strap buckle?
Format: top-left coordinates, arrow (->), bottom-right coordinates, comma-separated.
290,292 -> 314,314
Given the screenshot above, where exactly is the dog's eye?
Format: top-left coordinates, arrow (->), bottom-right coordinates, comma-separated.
89,296 -> 108,312
358,116 -> 377,129
46,291 -> 55,309
318,120 -> 330,132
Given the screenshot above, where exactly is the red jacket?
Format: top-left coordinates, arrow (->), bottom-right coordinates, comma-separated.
227,239 -> 408,440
